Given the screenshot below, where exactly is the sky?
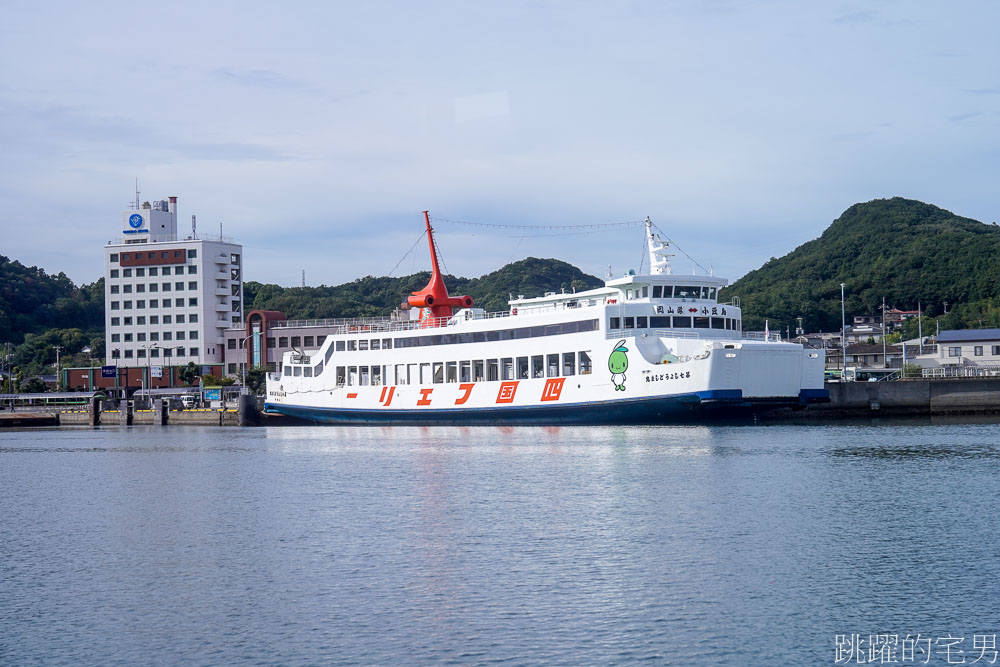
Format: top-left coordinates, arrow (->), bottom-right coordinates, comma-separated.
2,1 -> 998,289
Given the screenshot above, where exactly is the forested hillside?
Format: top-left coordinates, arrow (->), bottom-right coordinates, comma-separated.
722,198 -> 1000,333
0,255 -> 104,344
245,257 -> 603,318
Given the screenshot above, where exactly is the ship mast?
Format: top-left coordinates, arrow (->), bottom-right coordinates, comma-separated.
406,211 -> 474,326
646,217 -> 673,275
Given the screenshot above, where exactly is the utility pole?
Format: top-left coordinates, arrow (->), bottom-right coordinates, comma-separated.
882,296 -> 887,368
53,345 -> 62,390
840,283 -> 847,376
918,300 -> 922,355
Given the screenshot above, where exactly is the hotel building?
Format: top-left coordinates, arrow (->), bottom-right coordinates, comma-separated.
103,196 -> 243,369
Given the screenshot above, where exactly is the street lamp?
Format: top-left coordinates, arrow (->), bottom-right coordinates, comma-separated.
142,343 -> 160,404
840,283 -> 847,376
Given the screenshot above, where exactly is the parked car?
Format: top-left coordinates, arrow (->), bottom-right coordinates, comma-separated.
181,395 -> 197,409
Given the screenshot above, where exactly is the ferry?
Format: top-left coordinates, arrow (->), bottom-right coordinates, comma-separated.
264,213 -> 828,424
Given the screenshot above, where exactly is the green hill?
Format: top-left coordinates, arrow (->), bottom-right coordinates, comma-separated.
245,257 -> 603,319
721,198 -> 1000,333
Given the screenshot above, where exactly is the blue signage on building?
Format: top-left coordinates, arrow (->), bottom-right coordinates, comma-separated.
128,213 -> 143,228
101,365 -> 117,378
202,388 -> 221,401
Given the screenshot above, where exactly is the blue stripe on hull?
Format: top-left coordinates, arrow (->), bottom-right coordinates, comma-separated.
265,389 -> 813,426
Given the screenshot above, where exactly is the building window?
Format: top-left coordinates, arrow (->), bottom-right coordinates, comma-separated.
231,299 -> 240,312
136,268 -> 145,277
177,314 -> 185,324
975,346 -> 984,356
150,332 -> 159,341
137,316 -> 146,325
111,334 -> 120,342
162,348 -> 172,358
993,346 -> 1000,356
189,298 -> 198,306
291,337 -> 301,347
150,299 -> 159,308
189,348 -> 199,357
123,268 -> 132,277
150,349 -> 159,358
163,332 -> 172,341
137,333 -> 146,342
162,299 -> 170,308
162,282 -> 171,291
111,317 -> 120,326
949,347 -> 961,357
149,283 -> 158,292
228,339 -> 237,349
150,315 -> 158,324
110,269 -> 119,278
123,284 -> 132,293
174,266 -> 184,275
110,285 -> 119,294
188,265 -> 197,274
176,346 -> 185,356
177,331 -> 185,340
124,301 -> 132,309
111,349 -> 120,359
228,363 -> 237,374
279,337 -> 288,347
137,349 -> 146,359
124,349 -> 133,358
188,249 -> 197,258
149,267 -> 158,276
231,253 -> 240,265
136,300 -> 145,309
304,336 -> 314,347
124,333 -> 133,342
190,331 -> 198,340
123,317 -> 132,325
267,337 -> 275,348
110,253 -> 119,262
189,314 -> 198,323
175,282 -> 184,291
136,284 -> 145,293
163,315 -> 172,324
188,281 -> 197,290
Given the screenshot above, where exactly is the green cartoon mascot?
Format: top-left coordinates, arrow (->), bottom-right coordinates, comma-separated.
609,340 -> 629,391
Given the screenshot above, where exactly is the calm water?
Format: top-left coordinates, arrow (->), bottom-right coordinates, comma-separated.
3,422 -> 1000,665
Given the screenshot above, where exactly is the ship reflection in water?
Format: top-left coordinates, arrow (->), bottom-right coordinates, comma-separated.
3,421 -> 999,665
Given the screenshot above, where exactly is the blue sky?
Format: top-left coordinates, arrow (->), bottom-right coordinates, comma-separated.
2,1 -> 998,288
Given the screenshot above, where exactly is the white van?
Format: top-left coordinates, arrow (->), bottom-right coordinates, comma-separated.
181,395 -> 197,409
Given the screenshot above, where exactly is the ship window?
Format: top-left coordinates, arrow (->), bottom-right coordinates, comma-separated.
674,316 -> 692,328
642,286 -> 649,298
459,361 -> 471,383
336,340 -> 345,351
652,286 -> 662,298
636,316 -> 648,328
445,362 -> 458,383
531,355 -> 544,378
473,360 -> 484,382
518,356 -> 530,380
371,339 -> 380,350
359,340 -> 368,351
488,359 -> 500,381
325,345 -> 334,363
293,366 -> 302,377
650,316 -> 670,328
360,366 -> 370,386
694,317 -> 711,328
347,366 -> 357,385
304,336 -> 314,347
708,287 -> 717,300
711,317 -> 725,329
291,336 -> 301,347
383,338 -> 392,349
624,317 -> 634,329
625,289 -> 632,299
347,340 -> 357,351
315,361 -> 323,375
675,286 -> 699,299
562,352 -> 576,376
303,367 -> 313,378
579,351 -> 592,375
394,364 -> 406,385
547,354 -> 559,377
610,317 -> 620,329
432,362 -> 444,384
372,366 -> 382,386
284,366 -> 292,377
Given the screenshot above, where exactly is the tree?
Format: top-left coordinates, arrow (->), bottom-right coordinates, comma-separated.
201,374 -> 235,386
178,362 -> 200,386
245,366 -> 268,396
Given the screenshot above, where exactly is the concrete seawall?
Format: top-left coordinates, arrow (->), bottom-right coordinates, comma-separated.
780,378 -> 1000,419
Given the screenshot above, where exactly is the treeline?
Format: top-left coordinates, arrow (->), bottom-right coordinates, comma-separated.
245,257 -> 603,319
722,198 -> 1000,334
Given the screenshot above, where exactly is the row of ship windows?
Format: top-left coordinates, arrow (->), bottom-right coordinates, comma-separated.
610,316 -> 742,331
109,265 -> 196,278
110,281 -> 198,293
283,351 -> 595,385
111,298 -> 201,309
110,347 -> 200,359
623,285 -> 718,300
111,331 -> 200,343
111,314 -> 198,326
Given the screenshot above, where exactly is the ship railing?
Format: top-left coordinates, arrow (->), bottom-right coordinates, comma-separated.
267,309 -> 517,335
606,328 -> 705,340
741,332 -> 783,342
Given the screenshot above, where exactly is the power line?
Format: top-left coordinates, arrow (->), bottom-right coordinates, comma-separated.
431,217 -> 644,233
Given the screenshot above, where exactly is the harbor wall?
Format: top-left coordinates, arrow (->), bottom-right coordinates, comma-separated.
792,378 -> 1000,418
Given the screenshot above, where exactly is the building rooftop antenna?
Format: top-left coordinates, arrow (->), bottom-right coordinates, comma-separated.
134,178 -> 140,211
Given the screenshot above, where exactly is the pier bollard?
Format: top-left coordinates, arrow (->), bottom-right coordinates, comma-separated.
119,400 -> 133,426
89,396 -> 102,426
156,398 -> 169,425
238,394 -> 258,426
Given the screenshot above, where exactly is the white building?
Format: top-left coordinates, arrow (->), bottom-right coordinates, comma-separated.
103,196 -> 243,368
914,328 -> 1000,369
